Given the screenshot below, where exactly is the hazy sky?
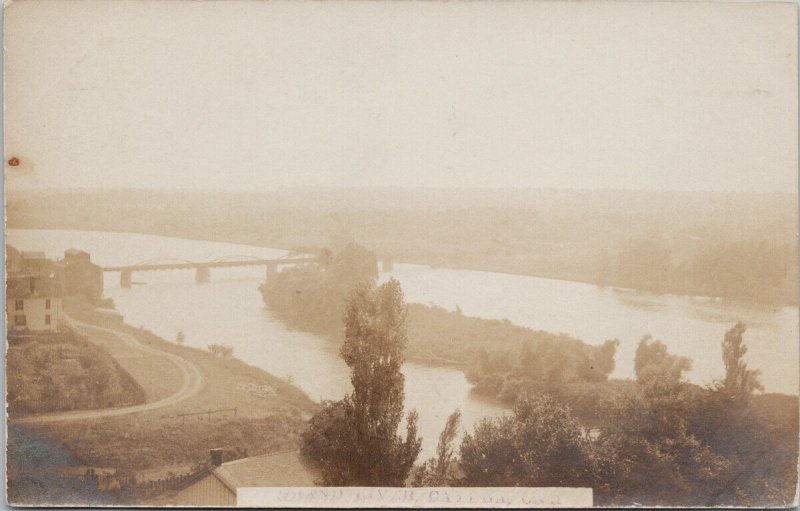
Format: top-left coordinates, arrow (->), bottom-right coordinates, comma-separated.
4,0 -> 797,192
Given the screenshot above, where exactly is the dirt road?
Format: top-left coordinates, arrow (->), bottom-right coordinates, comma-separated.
12,317 -> 204,424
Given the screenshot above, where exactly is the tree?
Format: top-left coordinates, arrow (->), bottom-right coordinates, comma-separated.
175,331 -> 185,345
597,248 -> 611,287
688,242 -> 795,304
595,341 -> 729,506
327,243 -> 379,298
634,335 -> 692,384
594,339 -> 619,375
303,279 -> 422,486
720,322 -> 763,400
689,323 -> 776,506
593,385 -> 729,506
459,394 -> 594,487
465,335 -> 618,412
300,400 -> 349,468
260,242 -> 379,335
412,409 -> 462,487
614,236 -> 673,290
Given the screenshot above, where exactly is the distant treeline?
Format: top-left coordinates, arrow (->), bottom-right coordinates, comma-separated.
610,237 -> 797,305
7,188 -> 797,305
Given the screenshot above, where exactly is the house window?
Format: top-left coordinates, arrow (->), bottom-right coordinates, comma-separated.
45,315 -> 51,325
46,299 -> 51,310
15,300 -> 24,311
14,315 -> 26,327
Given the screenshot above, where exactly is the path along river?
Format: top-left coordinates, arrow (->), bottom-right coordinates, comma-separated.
8,229 -> 798,458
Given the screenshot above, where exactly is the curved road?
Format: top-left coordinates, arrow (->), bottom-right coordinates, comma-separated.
12,317 -> 204,424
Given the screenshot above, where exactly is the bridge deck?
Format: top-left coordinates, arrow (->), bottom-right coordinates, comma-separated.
103,257 -> 316,272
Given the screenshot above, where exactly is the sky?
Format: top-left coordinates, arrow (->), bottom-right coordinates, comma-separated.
3,0 -> 798,193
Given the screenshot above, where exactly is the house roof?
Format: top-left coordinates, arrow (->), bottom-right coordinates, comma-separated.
21,251 -> 46,260
212,450 -> 319,491
94,307 -> 122,317
6,275 -> 63,298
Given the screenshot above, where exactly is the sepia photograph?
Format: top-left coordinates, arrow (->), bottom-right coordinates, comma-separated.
3,0 -> 798,507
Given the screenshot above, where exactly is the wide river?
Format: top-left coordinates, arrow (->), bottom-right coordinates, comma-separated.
8,229 -> 799,457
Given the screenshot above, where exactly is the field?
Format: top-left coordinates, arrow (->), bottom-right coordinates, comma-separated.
68,324 -> 183,402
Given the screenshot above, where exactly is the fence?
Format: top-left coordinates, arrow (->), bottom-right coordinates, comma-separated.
177,407 -> 237,423
135,468 -> 211,494
79,465 -> 212,501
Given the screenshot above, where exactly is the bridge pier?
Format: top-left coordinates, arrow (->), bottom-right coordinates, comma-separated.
106,256 -> 315,287
195,266 -> 210,284
120,270 -> 132,288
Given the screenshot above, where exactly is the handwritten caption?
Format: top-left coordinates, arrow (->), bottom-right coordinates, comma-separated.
237,487 -> 593,508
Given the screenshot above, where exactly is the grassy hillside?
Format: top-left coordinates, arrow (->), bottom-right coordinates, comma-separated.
8,302 -> 319,505
7,330 -> 147,415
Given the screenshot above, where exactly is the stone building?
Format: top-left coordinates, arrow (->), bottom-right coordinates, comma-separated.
61,248 -> 104,303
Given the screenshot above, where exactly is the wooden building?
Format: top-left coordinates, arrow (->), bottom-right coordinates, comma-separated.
6,274 -> 64,333
6,248 -> 65,334
170,450 -> 319,507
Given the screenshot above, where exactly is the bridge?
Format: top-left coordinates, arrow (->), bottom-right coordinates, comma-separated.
103,255 -> 317,288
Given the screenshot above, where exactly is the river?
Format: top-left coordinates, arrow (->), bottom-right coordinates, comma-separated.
8,229 -> 798,458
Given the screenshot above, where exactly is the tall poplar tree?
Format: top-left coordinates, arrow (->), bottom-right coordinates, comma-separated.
304,278 -> 422,486
720,322 -> 763,400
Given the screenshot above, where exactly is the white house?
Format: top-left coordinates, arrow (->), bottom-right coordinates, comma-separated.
6,274 -> 64,333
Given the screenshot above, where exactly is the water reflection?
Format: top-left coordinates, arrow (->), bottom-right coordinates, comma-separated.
611,288 -> 667,312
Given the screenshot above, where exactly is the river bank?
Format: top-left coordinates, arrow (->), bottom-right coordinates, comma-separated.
8,188 -> 797,306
